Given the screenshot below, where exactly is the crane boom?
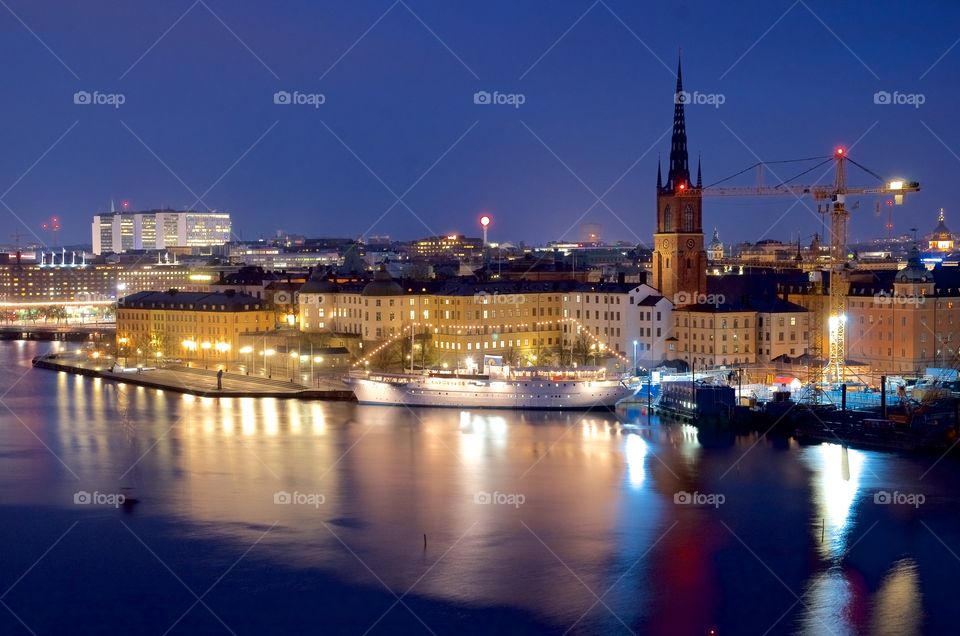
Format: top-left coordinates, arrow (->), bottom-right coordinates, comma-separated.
692,149 -> 920,385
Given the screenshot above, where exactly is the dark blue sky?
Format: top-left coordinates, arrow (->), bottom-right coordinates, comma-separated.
1,0 -> 957,247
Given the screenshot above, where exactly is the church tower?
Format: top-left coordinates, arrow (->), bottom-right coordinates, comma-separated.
652,57 -> 707,304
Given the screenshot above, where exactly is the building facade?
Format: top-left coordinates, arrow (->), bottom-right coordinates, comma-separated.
672,297 -> 810,369
298,271 -> 640,369
411,235 -> 483,260
92,210 -> 231,255
845,247 -> 960,374
116,290 -> 272,363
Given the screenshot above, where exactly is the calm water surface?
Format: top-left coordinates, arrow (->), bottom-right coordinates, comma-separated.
1,341 -> 958,635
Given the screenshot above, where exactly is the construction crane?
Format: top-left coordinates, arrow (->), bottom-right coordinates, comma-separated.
688,147 -> 920,385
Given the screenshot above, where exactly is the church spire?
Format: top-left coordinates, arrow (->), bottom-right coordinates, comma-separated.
656,156 -> 662,190
696,154 -> 702,188
667,54 -> 690,191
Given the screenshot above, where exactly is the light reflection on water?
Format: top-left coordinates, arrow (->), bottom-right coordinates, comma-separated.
0,342 -> 954,634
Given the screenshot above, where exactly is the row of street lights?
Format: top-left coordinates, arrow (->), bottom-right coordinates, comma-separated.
181,339 -> 231,369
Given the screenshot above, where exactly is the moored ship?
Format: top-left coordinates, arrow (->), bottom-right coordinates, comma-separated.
343,356 -> 634,409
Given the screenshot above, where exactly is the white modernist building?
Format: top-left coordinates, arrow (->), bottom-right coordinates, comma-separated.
92,210 -> 231,255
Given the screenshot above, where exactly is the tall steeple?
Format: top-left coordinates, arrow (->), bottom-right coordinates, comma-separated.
653,53 -> 706,305
656,157 -> 662,190
667,54 -> 690,191
696,154 -> 702,188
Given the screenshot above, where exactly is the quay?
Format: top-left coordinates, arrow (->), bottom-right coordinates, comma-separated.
0,323 -> 115,341
32,354 -> 356,401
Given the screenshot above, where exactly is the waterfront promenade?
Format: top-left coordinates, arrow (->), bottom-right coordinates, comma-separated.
32,353 -> 356,400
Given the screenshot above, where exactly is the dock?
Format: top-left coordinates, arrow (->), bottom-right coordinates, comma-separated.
32,354 -> 357,401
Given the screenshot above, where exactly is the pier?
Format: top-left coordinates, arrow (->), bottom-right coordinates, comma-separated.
32,353 -> 356,401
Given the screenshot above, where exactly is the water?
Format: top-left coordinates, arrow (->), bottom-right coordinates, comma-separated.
1,340 -> 957,635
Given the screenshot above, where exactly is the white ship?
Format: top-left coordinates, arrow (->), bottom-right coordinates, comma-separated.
344,356 -> 635,410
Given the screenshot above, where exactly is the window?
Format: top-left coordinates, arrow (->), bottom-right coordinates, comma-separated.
683,204 -> 694,231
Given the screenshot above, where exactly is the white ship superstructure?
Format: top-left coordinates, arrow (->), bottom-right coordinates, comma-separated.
344,356 -> 633,409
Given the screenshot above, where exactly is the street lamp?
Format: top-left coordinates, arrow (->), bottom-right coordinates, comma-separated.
215,342 -> 231,371
240,345 -> 253,374
633,339 -> 638,375
182,339 -> 198,365
264,348 -> 275,377
118,337 -> 129,366
201,341 -> 212,368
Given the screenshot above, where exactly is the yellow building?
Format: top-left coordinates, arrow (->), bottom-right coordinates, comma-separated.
298,270 -> 633,368
674,306 -> 756,368
411,234 -> 483,259
846,246 -> 960,374
116,290 -> 272,365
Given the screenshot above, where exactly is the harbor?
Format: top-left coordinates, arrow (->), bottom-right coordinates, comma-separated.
626,366 -> 960,454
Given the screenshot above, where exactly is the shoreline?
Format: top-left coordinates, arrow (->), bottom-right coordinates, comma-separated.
31,354 -> 357,401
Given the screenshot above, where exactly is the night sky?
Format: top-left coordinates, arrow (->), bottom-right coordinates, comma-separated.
1,0 -> 957,247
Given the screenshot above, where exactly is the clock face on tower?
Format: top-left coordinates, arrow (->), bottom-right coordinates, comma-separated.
686,238 -> 696,249
661,239 -> 670,249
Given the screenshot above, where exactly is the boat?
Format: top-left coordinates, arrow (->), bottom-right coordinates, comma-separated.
343,355 -> 635,409
793,393 -> 960,453
652,374 -> 737,424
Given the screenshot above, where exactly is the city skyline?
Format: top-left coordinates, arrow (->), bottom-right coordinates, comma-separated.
1,1 -> 957,247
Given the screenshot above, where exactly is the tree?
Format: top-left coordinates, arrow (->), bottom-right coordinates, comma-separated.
46,306 -> 67,324
572,333 -> 592,366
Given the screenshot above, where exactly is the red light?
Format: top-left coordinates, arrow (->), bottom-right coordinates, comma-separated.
479,215 -> 491,228
835,147 -> 845,156
679,183 -> 686,190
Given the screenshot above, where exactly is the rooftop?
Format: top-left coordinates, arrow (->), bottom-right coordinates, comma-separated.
118,290 -> 265,311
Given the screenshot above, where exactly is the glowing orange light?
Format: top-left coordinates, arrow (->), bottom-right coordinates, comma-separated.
679,183 -> 686,190
835,147 -> 845,156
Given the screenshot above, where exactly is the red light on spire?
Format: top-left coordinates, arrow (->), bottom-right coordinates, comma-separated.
678,182 -> 686,190
835,147 -> 845,156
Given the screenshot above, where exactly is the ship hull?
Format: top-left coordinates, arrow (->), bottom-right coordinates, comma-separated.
345,375 -> 633,410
